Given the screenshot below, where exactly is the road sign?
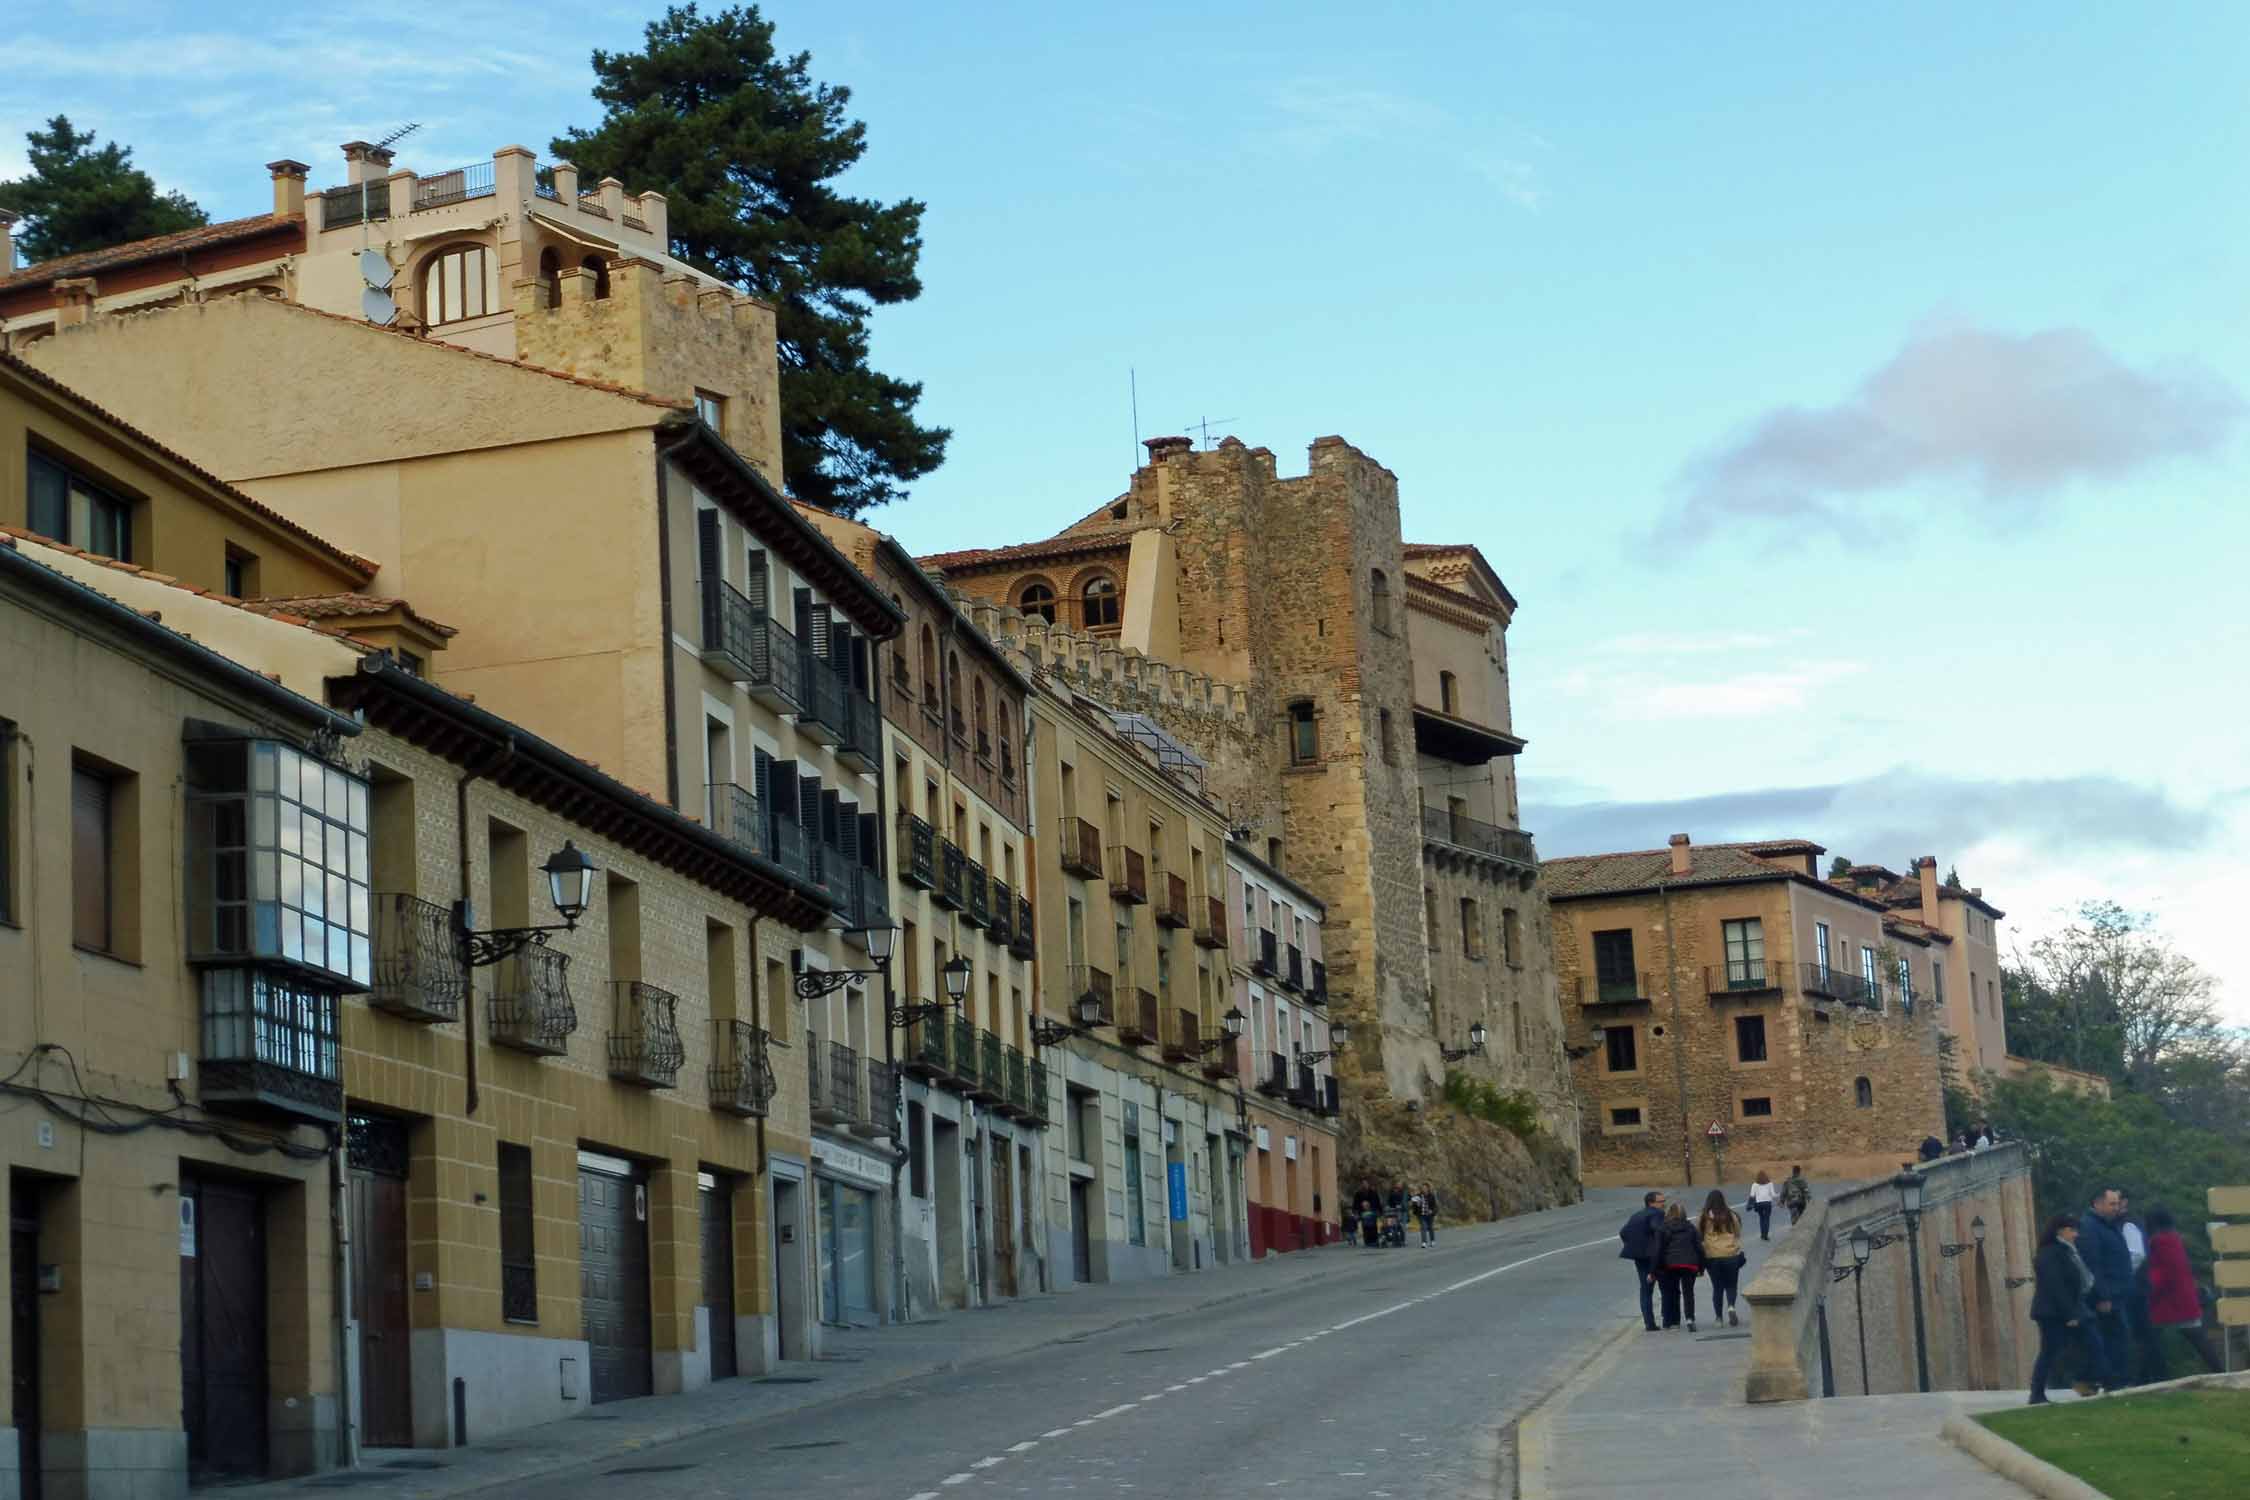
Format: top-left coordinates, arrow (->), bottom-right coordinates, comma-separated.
1707,1122 -> 1728,1138
1167,1161 -> 1188,1222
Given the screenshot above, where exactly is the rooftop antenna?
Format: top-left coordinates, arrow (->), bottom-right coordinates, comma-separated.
1184,415 -> 1236,450
355,123 -> 420,326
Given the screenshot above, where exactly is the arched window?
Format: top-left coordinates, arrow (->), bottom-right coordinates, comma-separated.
537,247 -> 562,309
973,678 -> 991,758
919,625 -> 938,704
1854,1077 -> 1873,1109
1370,569 -> 1391,633
1019,580 -> 1056,623
581,254 -> 611,300
1439,670 -> 1458,715
946,653 -> 965,740
1377,708 -> 1395,765
422,242 -> 492,325
998,704 -> 1016,781
1081,573 -> 1120,630
1286,701 -> 1318,765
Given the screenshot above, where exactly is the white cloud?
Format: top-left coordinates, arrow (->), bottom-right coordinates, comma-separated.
1591,627 -> 1809,656
1557,657 -> 1864,721
1258,77 -> 1549,212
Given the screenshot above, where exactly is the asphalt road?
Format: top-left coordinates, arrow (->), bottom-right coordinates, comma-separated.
487,1189 -> 1648,1500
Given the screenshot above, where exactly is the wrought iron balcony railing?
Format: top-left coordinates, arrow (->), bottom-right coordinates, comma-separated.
1706,960 -> 1779,996
1163,1007 -> 1201,1063
1290,1063 -> 1319,1109
608,981 -> 686,1089
797,650 -> 850,746
935,838 -> 967,910
1002,1046 -> 1031,1118
1195,895 -> 1228,950
1256,1051 -> 1290,1097
898,812 -> 936,889
769,808 -> 809,886
490,945 -> 577,1055
1069,965 -> 1114,1027
809,1036 -> 863,1126
1059,817 -> 1104,879
951,1016 -> 980,1088
705,782 -> 769,862
709,1021 -> 777,1117
902,1014 -> 951,1078
964,859 -> 992,928
843,864 -> 890,946
1011,895 -> 1036,958
369,892 -> 465,1023
858,1060 -> 898,1139
1121,988 -> 1160,1045
699,582 -> 802,711
1419,804 -> 1537,868
807,840 -> 851,911
839,689 -> 881,772
412,159 -> 497,210
1310,960 -> 1328,1003
1285,944 -> 1306,992
1252,929 -> 1278,976
1110,846 -> 1148,904
975,1030 -> 1006,1103
1028,1059 -> 1052,1124
1576,971 -> 1655,1005
1201,1038 -> 1239,1081
1801,963 -> 1877,1008
988,879 -> 1014,946
1156,873 -> 1190,928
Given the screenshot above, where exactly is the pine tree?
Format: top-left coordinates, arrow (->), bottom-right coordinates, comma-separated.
554,4 -> 947,516
0,116 -> 206,263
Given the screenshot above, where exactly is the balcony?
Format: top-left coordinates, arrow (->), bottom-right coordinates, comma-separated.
1801,963 -> 1879,1009
1194,895 -> 1228,950
412,159 -> 497,210
951,1016 -> 981,1090
1155,873 -> 1190,929
898,813 -> 936,890
369,892 -> 464,1024
709,1021 -> 776,1117
1285,944 -> 1306,992
1577,972 -> 1655,1006
844,866 -> 889,944
857,1061 -> 898,1139
1059,817 -> 1104,880
963,859 -> 992,929
935,838 -> 967,910
1201,1040 -> 1238,1082
1163,1007 -> 1201,1063
807,840 -> 851,912
1419,805 -> 1537,874
798,651 -> 850,746
1120,988 -> 1161,1046
974,1030 -> 1007,1104
705,782 -> 769,862
809,1036 -> 862,1126
839,689 -> 882,773
608,981 -> 686,1089
1011,895 -> 1037,959
1027,1059 -> 1052,1124
902,1016 -> 951,1079
319,180 -> 391,229
1256,1052 -> 1290,1097
699,581 -> 803,712
490,945 -> 577,1056
1706,960 -> 1781,998
1320,1076 -> 1340,1117
1070,965 -> 1114,1027
1252,929 -> 1278,977
1290,1064 -> 1319,1110
987,879 -> 1014,947
999,1047 -> 1032,1119
1309,960 -> 1328,1004
768,810 -> 810,886
197,969 -> 344,1125
1109,847 -> 1148,905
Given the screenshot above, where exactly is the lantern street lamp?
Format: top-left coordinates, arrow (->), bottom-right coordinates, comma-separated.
1440,1020 -> 1488,1063
1892,1170 -> 1933,1393
453,840 -> 596,967
1845,1223 -> 1876,1396
1191,1005 -> 1249,1056
1301,1019 -> 1350,1065
1940,1214 -> 1988,1260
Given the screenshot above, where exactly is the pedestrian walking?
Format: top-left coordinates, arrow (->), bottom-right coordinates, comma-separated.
2143,1205 -> 2223,1374
1697,1190 -> 1747,1327
1618,1190 -> 1667,1332
2118,1190 -> 2162,1384
1780,1165 -> 1811,1226
2077,1187 -> 2135,1391
1655,1203 -> 1706,1331
1352,1183 -> 1381,1249
1746,1170 -> 1778,1240
2028,1215 -> 2090,1404
1414,1185 -> 1439,1247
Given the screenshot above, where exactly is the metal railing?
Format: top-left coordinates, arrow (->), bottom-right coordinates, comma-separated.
1253,929 -> 1278,976
1156,872 -> 1190,928
1164,1007 -> 1201,1063
903,1015 -> 950,1077
533,165 -> 561,202
1291,1063 -> 1319,1109
841,689 -> 881,768
412,160 -> 496,210
1196,895 -> 1228,949
1027,1058 -> 1052,1123
769,809 -> 809,886
1257,1052 -> 1290,1096
1420,805 -> 1537,867
936,838 -> 967,910
1707,959 -> 1777,994
798,650 -> 849,742
608,981 -> 685,1088
699,581 -> 803,709
1059,817 -> 1103,879
1110,847 -> 1148,904
1578,971 -> 1654,1005
809,1036 -> 863,1125
863,1059 -> 898,1135
576,188 -> 610,219
988,879 -> 1014,946
1003,1047 -> 1031,1117
898,813 -> 937,889
1069,965 -> 1114,1027
1285,944 -> 1305,992
1121,988 -> 1160,1045
319,180 -> 390,228
848,864 -> 889,936
490,945 -> 576,1055
978,1030 -> 1006,1102
370,892 -> 464,1023
951,1016 -> 980,1088
705,782 -> 768,861
964,860 -> 991,928
1012,895 -> 1036,958
502,1261 -> 538,1323
709,1021 -> 776,1117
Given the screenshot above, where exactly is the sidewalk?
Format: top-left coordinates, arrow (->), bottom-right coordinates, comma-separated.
1517,1215 -> 2060,1500
233,1226 -> 1471,1498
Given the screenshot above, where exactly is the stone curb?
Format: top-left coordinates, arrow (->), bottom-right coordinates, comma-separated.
1510,1320 -> 1641,1500
1940,1370 -> 2250,1500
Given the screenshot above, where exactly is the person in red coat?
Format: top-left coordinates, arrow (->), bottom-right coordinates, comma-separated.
2143,1206 -> 2221,1374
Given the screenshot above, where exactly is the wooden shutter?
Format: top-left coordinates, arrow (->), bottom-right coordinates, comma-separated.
71,768 -> 110,950
836,802 -> 859,867
768,759 -> 798,828
745,549 -> 769,613
857,811 -> 882,873
797,770 -> 822,835
807,605 -> 834,662
820,790 -> 842,853
696,508 -> 722,587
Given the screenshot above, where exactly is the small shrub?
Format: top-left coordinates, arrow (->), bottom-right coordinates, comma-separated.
1442,1071 -> 1541,1140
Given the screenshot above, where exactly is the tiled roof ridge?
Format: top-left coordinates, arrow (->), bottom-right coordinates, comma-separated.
0,350 -> 380,579
917,523 -> 1143,574
1545,836 -> 1824,864
246,591 -> 459,638
0,212 -> 301,292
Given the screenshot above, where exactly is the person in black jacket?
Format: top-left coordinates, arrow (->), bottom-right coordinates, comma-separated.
1618,1191 -> 1668,1331
1352,1184 -> 1382,1249
2028,1214 -> 2089,1404
2077,1187 -> 2134,1390
1655,1203 -> 1707,1331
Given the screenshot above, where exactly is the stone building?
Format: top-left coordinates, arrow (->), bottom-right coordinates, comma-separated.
1831,859 -> 2010,1078
1547,835 -> 1950,1189
921,435 -> 1578,1208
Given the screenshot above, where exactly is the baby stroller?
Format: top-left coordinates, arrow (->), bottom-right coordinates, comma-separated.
1380,1208 -> 1408,1247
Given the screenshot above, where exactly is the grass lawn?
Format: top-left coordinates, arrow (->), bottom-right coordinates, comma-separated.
1978,1389 -> 2250,1500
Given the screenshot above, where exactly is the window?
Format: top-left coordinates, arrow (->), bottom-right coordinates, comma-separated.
1591,929 -> 1637,1001
580,254 -> 611,299
28,449 -> 134,560
1603,1025 -> 1637,1074
1861,945 -> 1880,1009
1739,1096 -> 1775,1119
1424,887 -> 1440,948
0,718 -> 12,923
1067,1088 -> 1096,1162
1814,921 -> 1831,979
499,1143 -> 537,1322
1854,1077 -> 1873,1109
1609,1105 -> 1643,1128
1721,918 -> 1765,987
1895,955 -> 1914,1010
1122,1103 -> 1145,1245
1459,897 -> 1482,959
1734,1014 -> 1767,1064
694,389 -> 725,429
1502,907 -> 1521,967
1512,1000 -> 1524,1053
1438,670 -> 1458,715
973,678 -> 990,759
1370,569 -> 1391,633
200,967 -> 339,1088
1987,978 -> 1996,1016
1019,581 -> 1056,623
1932,961 -> 1945,1008
1081,574 -> 1120,629
391,649 -> 424,678
1377,708 -> 1395,765
72,762 -> 120,954
537,247 -> 562,309
223,547 -> 258,599
184,737 -> 370,986
1286,701 -> 1318,765
421,243 -> 493,324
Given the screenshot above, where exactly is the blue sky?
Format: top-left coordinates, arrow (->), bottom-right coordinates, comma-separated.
8,2 -> 2246,1017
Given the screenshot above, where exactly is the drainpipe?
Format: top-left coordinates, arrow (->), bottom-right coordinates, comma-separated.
1662,886 -> 1691,1185
749,915 -> 768,1182
875,741 -> 910,1322
332,1131 -> 357,1471
654,445 -> 683,808
456,735 -> 517,1117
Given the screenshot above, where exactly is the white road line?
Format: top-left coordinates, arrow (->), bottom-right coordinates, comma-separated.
1041,1428 -> 1073,1439
1092,1403 -> 1139,1419
907,1492 -> 941,1499
1142,1392 -> 1166,1401
1166,1383 -> 1189,1392
969,1456 -> 1005,1470
939,1475 -> 974,1488
1007,1440 -> 1039,1453
1252,1347 -> 1288,1359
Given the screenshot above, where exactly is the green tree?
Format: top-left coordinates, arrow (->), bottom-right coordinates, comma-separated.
1828,855 -> 1852,879
554,3 -> 947,516
0,116 -> 206,263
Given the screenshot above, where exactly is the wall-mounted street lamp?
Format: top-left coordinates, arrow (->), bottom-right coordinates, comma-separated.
793,925 -> 898,1000
1892,1170 -> 1933,1394
1940,1215 -> 1987,1259
1563,1025 -> 1605,1061
1439,1021 -> 1487,1063
1300,1019 -> 1350,1065
454,841 -> 595,967
1192,1006 -> 1249,1055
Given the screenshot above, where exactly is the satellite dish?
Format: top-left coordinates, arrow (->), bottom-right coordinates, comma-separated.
362,286 -> 397,327
358,248 -> 393,290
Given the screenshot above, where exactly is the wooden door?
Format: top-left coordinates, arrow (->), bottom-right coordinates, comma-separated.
182,1174 -> 268,1482
990,1137 -> 1016,1299
1069,1181 -> 1092,1284
348,1113 -> 413,1446
578,1162 -> 652,1403
11,1194 -> 40,1500
700,1181 -> 737,1381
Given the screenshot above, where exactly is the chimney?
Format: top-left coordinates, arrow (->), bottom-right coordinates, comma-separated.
340,141 -> 378,184
52,277 -> 97,329
1916,856 -> 1939,925
266,159 -> 309,219
1143,435 -> 1192,465
1668,833 -> 1691,877
0,209 -> 17,275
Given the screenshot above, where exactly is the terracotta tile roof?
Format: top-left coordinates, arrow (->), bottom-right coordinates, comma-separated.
917,525 -> 1140,575
246,592 -> 457,638
0,214 -> 302,293
0,351 -> 379,580
1542,845 -> 1795,900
